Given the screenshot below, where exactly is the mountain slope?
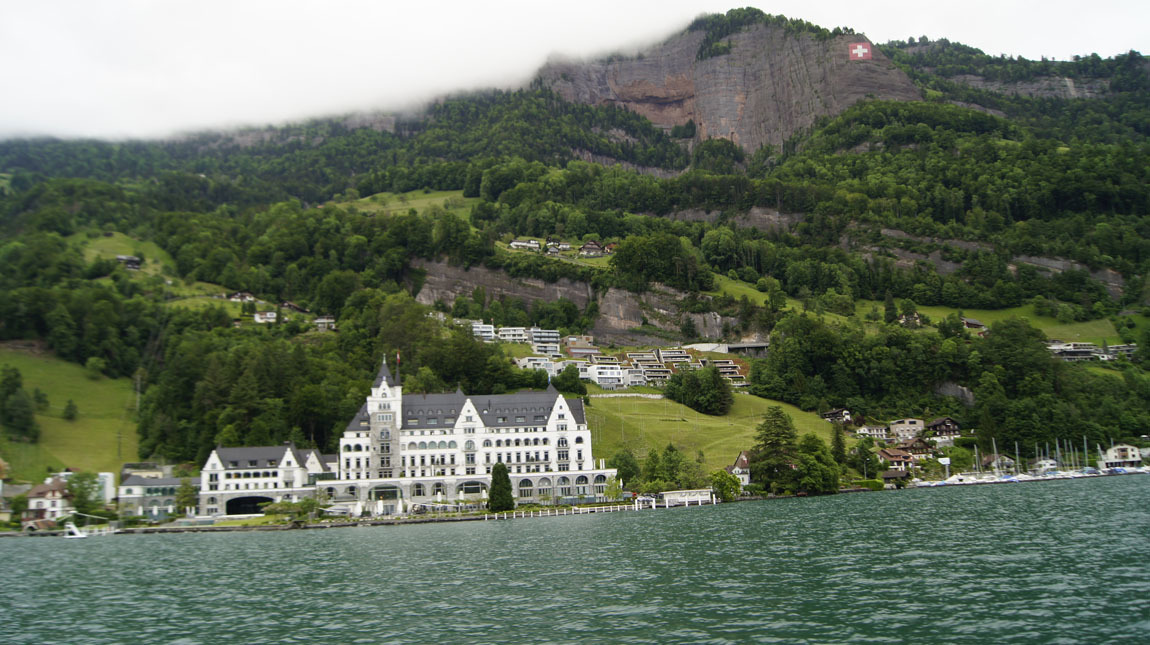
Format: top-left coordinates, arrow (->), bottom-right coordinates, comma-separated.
538,14 -> 920,152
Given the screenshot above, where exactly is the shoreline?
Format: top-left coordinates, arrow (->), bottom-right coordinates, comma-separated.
4,471 -> 1144,539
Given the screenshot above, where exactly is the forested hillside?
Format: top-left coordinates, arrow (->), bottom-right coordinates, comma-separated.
2,9 -> 1149,468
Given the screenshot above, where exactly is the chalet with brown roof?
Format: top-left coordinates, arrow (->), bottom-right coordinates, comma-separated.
926,417 -> 962,446
280,301 -> 310,314
896,438 -> 935,461
878,448 -> 914,471
821,408 -> 852,424
578,240 -> 605,257
23,477 -> 71,523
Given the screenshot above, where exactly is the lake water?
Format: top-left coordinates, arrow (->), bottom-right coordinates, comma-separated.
3,475 -> 1148,643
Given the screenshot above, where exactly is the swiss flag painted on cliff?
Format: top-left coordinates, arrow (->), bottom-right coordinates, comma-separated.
849,42 -> 872,60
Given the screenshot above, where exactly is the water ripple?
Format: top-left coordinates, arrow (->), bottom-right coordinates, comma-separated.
1,476 -> 1146,643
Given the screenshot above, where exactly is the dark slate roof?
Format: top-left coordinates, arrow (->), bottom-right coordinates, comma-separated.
401,392 -> 468,428
215,445 -> 298,469
373,358 -> 397,387
121,475 -> 195,487
344,403 -> 370,433
401,388 -> 585,429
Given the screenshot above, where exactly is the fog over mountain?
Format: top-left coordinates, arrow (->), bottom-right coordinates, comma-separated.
2,0 -> 1147,139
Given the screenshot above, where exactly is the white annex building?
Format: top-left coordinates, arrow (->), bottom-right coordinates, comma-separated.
325,360 -> 616,515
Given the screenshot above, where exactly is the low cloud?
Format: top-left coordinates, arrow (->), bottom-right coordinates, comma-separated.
1,1 -> 1144,140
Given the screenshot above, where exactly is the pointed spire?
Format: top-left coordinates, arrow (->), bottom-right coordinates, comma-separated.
373,357 -> 395,387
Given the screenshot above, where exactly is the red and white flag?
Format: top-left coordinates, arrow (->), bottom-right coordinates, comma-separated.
849,42 -> 872,61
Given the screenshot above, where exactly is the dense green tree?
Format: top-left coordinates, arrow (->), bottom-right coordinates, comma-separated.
848,436 -> 882,479
748,406 -> 799,492
2,389 -> 39,442
66,472 -> 101,515
664,366 -> 733,415
174,478 -> 198,516
607,450 -> 641,487
488,462 -> 515,511
551,364 -> 586,396
63,399 -> 78,420
795,433 -> 840,494
710,469 -> 742,502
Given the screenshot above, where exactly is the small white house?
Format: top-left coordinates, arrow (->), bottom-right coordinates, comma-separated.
1097,444 -> 1143,470
254,311 -> 277,324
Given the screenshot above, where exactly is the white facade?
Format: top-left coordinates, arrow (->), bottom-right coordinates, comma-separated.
1097,444 -> 1143,470
198,444 -> 329,515
588,364 -> 624,389
471,322 -> 495,342
528,328 -> 561,355
254,311 -> 277,324
324,361 -> 616,515
856,426 -> 890,441
497,327 -> 529,343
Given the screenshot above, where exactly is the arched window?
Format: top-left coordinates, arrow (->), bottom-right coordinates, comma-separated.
483,439 -> 492,448
594,475 -> 607,493
558,477 -> 572,497
495,439 -> 503,447
418,441 -> 427,450
518,479 -> 533,498
355,444 -> 362,451
432,482 -> 445,496
514,439 -> 521,447
533,438 -> 540,446
558,438 -> 568,447
325,487 -> 335,497
438,441 -> 448,450
347,486 -> 358,497
449,441 -> 457,449
408,442 -> 417,451
575,475 -> 589,495
575,436 -> 584,444
413,483 -> 426,496
465,440 -> 475,451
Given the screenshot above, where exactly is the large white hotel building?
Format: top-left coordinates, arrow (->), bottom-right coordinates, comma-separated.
200,359 -> 616,516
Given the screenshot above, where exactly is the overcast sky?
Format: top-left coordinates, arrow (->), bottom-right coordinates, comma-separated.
2,0 -> 1146,140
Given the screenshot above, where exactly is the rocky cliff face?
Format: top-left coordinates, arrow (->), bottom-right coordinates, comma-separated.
538,25 -> 921,152
950,74 -> 1110,99
411,259 -> 595,310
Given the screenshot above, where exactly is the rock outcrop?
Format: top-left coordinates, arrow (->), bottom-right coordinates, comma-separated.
411,259 -> 594,310
538,25 -> 921,152
949,74 -> 1110,99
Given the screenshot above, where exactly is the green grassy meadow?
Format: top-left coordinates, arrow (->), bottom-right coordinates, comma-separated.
0,347 -> 138,482
586,393 -> 830,472
341,189 -> 478,222
69,231 -> 176,277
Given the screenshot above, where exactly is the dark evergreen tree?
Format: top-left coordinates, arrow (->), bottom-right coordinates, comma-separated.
831,424 -> 847,465
63,399 -> 78,421
488,462 -> 514,511
748,406 -> 798,493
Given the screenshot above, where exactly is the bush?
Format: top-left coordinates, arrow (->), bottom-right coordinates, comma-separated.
851,479 -> 884,491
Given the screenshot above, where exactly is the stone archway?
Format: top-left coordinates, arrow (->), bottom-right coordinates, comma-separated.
225,496 -> 273,515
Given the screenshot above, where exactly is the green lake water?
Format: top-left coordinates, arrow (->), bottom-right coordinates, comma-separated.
3,475 -> 1147,643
